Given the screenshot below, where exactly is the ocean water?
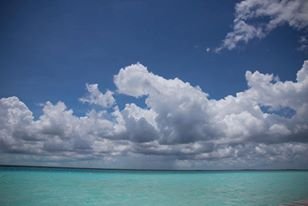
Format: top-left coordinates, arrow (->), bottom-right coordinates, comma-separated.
1,167 -> 308,206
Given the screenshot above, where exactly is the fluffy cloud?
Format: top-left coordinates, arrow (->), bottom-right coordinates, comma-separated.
1,61 -> 308,169
216,0 -> 308,51
79,83 -> 115,108
114,63 -> 217,144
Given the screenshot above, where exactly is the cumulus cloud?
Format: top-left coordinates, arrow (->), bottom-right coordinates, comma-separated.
1,61 -> 308,169
80,83 -> 115,108
216,0 -> 308,52
114,63 -> 218,144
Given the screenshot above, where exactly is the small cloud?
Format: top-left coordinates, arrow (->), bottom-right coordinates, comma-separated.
298,35 -> 308,51
79,83 -> 115,108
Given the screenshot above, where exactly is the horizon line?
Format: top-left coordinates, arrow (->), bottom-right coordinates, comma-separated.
1,164 -> 308,172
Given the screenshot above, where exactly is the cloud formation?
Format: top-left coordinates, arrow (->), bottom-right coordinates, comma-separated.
79,83 -> 115,108
1,61 -> 308,169
216,0 -> 308,51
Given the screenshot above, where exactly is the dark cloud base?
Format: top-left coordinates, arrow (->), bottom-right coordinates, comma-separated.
1,61 -> 308,169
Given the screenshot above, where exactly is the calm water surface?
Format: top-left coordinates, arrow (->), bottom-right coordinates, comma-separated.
1,167 -> 308,206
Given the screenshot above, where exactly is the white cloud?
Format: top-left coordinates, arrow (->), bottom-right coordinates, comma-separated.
115,61 -> 308,144
80,83 -> 115,108
114,63 -> 218,144
1,61 -> 308,169
216,0 -> 308,52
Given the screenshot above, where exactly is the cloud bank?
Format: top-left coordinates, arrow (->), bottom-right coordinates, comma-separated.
216,0 -> 308,52
1,61 -> 308,169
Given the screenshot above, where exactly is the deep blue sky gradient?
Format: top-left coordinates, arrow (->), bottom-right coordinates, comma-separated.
0,0 -> 307,117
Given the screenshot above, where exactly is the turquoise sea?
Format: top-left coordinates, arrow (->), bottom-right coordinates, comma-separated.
1,167 -> 308,206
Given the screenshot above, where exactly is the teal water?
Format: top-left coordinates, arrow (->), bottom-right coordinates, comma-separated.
1,167 -> 308,206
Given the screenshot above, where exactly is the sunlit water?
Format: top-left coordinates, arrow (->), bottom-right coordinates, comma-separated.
1,167 -> 308,206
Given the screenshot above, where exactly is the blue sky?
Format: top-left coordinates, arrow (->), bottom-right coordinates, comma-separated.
0,0 -> 308,169
1,0 -> 306,112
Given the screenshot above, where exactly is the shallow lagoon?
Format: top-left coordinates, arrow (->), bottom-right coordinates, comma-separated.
1,167 -> 308,206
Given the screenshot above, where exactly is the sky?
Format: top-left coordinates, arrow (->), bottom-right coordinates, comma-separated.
0,0 -> 308,169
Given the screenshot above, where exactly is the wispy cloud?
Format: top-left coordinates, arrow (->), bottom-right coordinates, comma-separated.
215,0 -> 308,52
